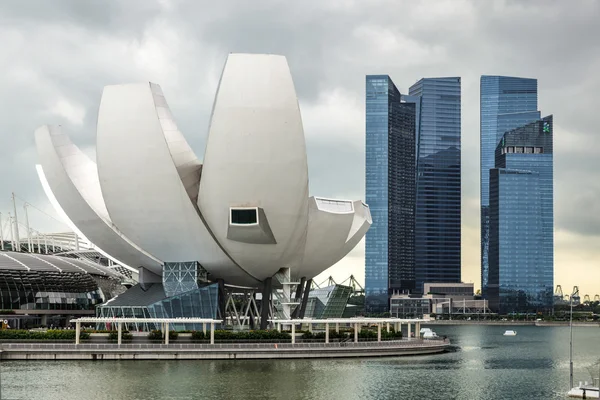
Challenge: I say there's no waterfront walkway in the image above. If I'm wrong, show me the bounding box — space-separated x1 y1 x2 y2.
0 338 450 360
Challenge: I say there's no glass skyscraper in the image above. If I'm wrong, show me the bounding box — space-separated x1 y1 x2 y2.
480 76 540 296
409 77 462 294
365 75 417 313
488 116 554 313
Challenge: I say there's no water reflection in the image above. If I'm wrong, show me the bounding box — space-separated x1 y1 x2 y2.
1 325 598 400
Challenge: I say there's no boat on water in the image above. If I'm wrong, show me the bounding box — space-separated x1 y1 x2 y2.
568 381 600 399
503 330 517 336
567 287 600 398
419 327 439 339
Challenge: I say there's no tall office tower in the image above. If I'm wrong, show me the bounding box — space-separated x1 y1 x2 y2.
488 116 554 313
365 75 417 313
480 76 539 296
409 77 461 294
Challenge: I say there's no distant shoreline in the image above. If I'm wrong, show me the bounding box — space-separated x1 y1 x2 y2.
423 320 599 327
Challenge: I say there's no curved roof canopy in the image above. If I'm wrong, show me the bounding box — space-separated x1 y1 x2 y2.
0 251 122 278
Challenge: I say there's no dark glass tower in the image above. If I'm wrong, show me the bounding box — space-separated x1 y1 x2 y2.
409 77 462 294
480 76 539 296
488 116 554 313
365 75 416 313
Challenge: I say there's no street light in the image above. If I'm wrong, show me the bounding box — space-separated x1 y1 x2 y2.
569 286 579 390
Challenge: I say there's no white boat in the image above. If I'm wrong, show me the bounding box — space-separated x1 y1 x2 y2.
503 330 517 336
566 287 600 398
423 331 439 339
420 327 432 334
568 382 599 398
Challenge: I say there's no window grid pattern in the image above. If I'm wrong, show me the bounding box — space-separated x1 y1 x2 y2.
409 77 462 293
480 76 539 296
98 284 218 331
304 285 353 319
0 270 104 310
163 261 202 298
365 75 416 313
489 116 553 313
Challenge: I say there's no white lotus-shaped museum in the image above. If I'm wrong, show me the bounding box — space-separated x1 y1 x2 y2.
35 53 371 287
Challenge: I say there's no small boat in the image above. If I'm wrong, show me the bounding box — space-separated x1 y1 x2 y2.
423 331 439 339
567 288 600 398
503 330 517 336
420 327 432 334
568 382 599 398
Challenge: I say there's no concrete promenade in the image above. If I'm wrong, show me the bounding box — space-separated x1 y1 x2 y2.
425 320 600 327
0 338 450 360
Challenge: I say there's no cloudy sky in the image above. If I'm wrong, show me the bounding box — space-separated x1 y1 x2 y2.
0 0 598 297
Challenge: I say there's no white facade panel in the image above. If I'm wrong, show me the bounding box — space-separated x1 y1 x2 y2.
295 197 355 280
35 54 371 288
95 83 259 286
34 125 163 274
199 54 309 280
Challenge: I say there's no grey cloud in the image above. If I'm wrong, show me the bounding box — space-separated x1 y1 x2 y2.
1 0 600 291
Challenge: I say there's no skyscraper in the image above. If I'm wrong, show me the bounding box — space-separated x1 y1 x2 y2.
365 75 417 313
480 76 540 296
488 116 554 313
409 77 462 294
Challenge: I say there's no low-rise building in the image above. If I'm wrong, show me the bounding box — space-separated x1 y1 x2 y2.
390 282 491 318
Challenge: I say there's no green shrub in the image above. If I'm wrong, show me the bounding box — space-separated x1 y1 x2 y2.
302 330 349 340
190 330 291 342
191 331 205 340
0 329 89 340
147 330 178 341
108 331 133 341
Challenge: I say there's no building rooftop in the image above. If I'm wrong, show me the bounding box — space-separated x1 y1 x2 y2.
0 250 122 278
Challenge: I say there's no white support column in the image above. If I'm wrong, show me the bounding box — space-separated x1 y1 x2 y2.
0 212 4 251
407 322 412 340
325 323 329 344
308 322 313 333
36 233 41 254
44 235 48 254
377 323 382 342
416 322 421 337
291 323 296 344
117 322 122 346
202 323 206 335
386 322 390 332
165 323 169 344
8 214 15 251
277 323 281 332
335 322 339 333
23 204 32 253
210 323 215 345
75 322 80 345
354 323 358 343
12 193 20 251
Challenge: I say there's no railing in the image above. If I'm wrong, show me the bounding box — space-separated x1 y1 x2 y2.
0 338 449 351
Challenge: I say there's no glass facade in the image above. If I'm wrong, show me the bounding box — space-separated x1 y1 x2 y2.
488 116 554 313
365 75 416 313
409 77 461 293
163 261 205 297
98 283 219 331
304 285 353 319
390 297 431 318
480 76 539 296
0 251 123 312
0 270 104 310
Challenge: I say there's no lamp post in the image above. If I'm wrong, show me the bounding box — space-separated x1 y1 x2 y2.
569 286 579 390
